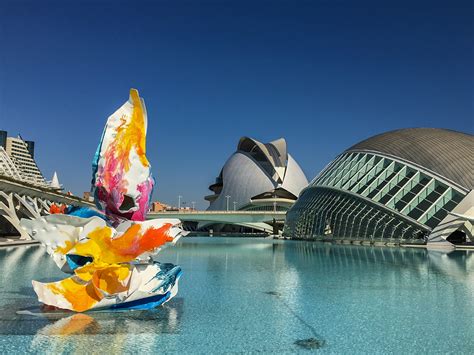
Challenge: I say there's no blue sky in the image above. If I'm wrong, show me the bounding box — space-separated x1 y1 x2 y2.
0 0 472 209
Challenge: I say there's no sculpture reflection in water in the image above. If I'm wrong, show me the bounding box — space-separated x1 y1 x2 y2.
27 299 183 353
20 89 187 312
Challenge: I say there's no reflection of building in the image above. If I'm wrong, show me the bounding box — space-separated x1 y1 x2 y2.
206 137 308 212
284 128 474 247
0 130 48 187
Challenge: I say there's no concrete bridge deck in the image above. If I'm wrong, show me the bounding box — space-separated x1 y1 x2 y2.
0 175 93 239
0 176 93 207
147 210 287 224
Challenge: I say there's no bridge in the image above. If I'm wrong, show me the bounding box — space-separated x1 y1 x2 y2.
0 175 93 240
0 172 289 238
147 210 287 233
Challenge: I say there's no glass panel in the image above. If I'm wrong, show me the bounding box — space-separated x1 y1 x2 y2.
346 156 381 192
340 154 376 190
407 206 425 220
366 170 398 199
378 170 415 205
386 172 422 209
425 212 444 229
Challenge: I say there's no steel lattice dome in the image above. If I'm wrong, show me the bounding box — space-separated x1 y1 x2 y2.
346 128 474 190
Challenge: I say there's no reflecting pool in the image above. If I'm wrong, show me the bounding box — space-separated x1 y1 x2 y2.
0 237 473 353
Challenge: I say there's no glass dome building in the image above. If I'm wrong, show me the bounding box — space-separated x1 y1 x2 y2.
284 128 474 246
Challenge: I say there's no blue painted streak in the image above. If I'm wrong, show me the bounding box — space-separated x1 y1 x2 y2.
148 265 182 293
65 206 110 223
110 271 182 310
66 254 93 271
111 291 172 310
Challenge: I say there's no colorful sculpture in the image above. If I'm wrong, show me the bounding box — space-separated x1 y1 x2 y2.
91 89 154 223
20 89 186 312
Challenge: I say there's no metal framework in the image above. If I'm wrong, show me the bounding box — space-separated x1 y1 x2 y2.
0 191 53 239
284 151 467 243
0 176 93 239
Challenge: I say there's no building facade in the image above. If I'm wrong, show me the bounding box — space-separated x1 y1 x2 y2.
150 201 172 212
284 128 473 246
0 131 47 187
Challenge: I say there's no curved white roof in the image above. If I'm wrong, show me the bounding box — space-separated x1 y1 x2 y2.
208 152 275 210
281 154 309 197
207 137 308 210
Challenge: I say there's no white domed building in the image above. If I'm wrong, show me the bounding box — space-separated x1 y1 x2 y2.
205 137 308 214
284 128 474 247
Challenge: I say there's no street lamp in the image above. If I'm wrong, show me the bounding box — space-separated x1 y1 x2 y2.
191 201 196 211
225 195 231 211
233 201 237 211
178 195 182 211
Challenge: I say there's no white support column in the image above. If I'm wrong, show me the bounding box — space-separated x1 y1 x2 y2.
363 210 381 240
355 207 374 238
27 196 41 215
0 191 31 240
380 216 396 241
372 214 389 240
349 204 369 239
332 197 353 237
39 198 52 214
14 193 42 219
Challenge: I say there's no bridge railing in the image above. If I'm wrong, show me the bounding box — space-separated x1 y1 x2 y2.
148 210 287 214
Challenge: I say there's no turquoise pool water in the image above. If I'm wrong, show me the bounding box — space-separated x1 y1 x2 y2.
0 237 473 353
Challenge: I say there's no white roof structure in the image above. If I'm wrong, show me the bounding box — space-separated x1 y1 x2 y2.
50 171 62 190
206 137 308 211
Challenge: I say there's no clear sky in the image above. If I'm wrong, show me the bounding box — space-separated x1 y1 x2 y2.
0 0 472 209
